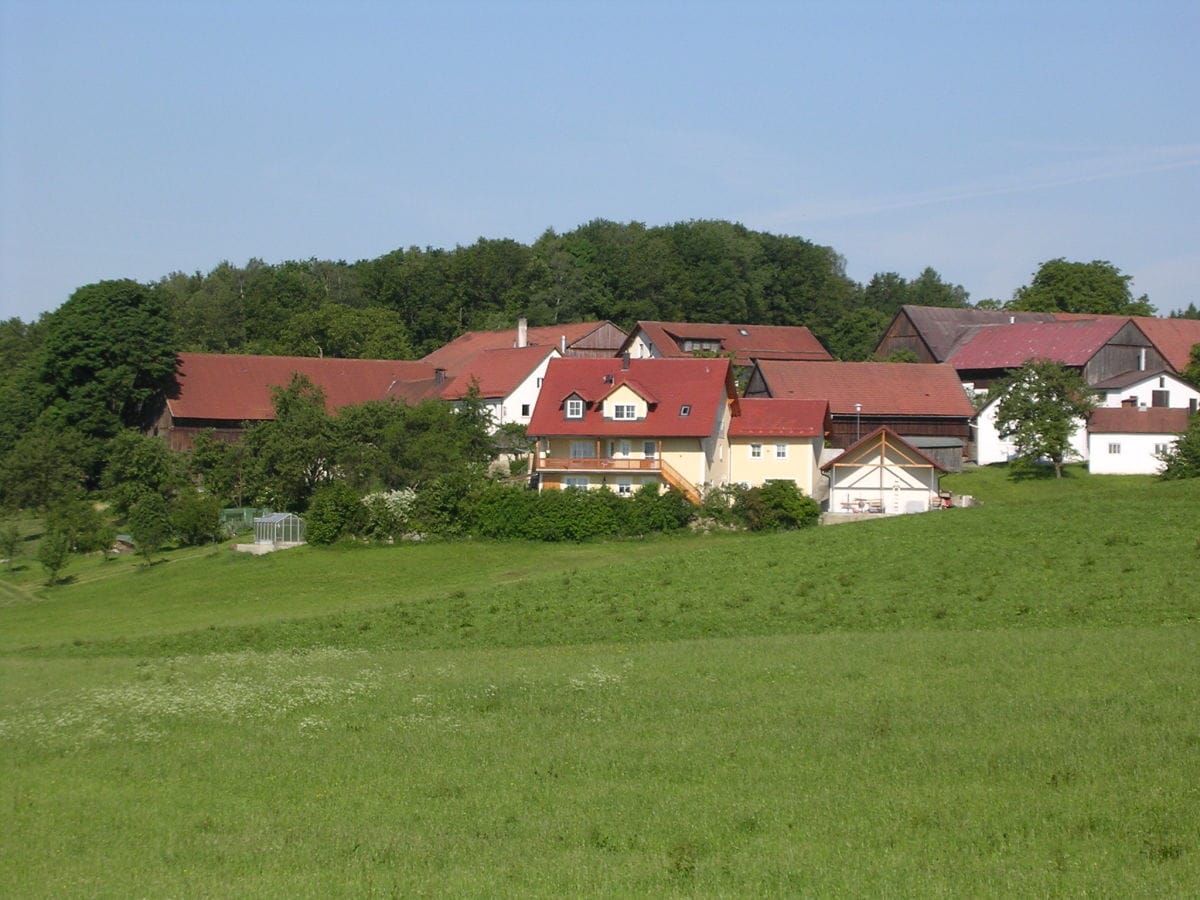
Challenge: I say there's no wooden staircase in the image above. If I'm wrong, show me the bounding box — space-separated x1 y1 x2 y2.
657 459 702 505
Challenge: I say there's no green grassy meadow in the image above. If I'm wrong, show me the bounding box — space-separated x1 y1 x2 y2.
3 467 1199 895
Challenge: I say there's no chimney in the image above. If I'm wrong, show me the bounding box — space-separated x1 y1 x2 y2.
517 318 528 348
434 368 446 386
621 352 631 370
560 334 566 354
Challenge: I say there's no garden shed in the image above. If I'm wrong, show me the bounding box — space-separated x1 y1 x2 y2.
821 427 946 516
253 512 306 547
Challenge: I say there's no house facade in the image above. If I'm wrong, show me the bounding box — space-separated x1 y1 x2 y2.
821 427 946 515
1087 408 1191 475
527 358 740 503
726 399 830 498
437 345 560 431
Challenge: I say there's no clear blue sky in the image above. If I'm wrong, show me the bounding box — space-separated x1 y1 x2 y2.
2 0 1197 322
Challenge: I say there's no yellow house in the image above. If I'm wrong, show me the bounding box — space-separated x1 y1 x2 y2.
727 398 830 497
527 357 739 503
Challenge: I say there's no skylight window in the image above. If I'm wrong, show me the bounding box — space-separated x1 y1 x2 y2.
679 404 691 417
738 328 750 336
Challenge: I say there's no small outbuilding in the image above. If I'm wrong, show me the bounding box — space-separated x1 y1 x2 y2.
246 512 306 552
821 427 946 515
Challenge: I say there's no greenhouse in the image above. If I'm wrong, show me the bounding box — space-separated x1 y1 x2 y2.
253 512 306 547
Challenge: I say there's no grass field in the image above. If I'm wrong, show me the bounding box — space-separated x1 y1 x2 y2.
2 466 1199 895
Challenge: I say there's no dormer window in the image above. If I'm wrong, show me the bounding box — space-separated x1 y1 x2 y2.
565 398 584 419
679 404 691 417
612 404 636 420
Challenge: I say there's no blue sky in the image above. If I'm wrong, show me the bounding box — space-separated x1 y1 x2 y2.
2 0 1197 321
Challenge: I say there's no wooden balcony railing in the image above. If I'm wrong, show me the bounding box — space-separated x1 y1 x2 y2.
537 456 662 472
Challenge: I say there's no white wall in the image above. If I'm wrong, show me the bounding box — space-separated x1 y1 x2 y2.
974 397 1089 465
1088 432 1178 475
493 350 559 430
1095 373 1200 410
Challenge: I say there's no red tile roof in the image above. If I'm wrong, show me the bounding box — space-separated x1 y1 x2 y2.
528 358 736 438
422 321 621 374
626 321 832 365
820 426 947 471
167 353 439 421
1088 407 1191 435
729 399 830 437
437 345 556 400
1129 317 1200 373
753 361 975 417
947 319 1131 369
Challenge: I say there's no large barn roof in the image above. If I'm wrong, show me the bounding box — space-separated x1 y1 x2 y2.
421 321 622 373
167 353 439 421
946 319 1130 369
437 345 556 400
753 360 975 418
1129 317 1200 373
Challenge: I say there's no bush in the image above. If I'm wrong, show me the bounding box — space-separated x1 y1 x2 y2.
361 488 417 541
170 488 223 546
306 482 366 544
1158 414 1200 480
733 481 820 531
128 492 173 563
37 528 72 585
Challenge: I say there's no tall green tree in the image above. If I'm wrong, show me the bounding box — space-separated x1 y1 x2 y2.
992 360 1097 478
1157 413 1200 480
242 376 337 509
1181 343 1200 389
1008 259 1155 316
39 279 178 438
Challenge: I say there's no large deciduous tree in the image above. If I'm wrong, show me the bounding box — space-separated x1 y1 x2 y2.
39 279 178 439
1157 413 1200 480
992 360 1097 479
1008 259 1155 316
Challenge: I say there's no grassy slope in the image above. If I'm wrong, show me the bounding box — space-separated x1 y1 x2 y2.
2 467 1199 896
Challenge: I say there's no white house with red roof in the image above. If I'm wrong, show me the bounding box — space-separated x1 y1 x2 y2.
436 344 560 430
527 357 740 503
619 321 832 367
1087 407 1192 475
727 399 831 498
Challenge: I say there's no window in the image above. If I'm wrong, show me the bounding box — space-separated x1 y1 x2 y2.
616 478 633 496
1151 390 1169 408
750 443 762 459
570 441 594 459
1159 376 1166 388
643 441 656 458
564 476 589 489
1108 443 1121 454
536 377 543 388
1154 442 1170 456
775 443 788 459
612 404 637 420
566 398 584 418
679 404 691 417
738 328 750 336
520 403 530 417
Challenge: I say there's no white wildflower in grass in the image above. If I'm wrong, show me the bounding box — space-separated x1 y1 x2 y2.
568 666 625 692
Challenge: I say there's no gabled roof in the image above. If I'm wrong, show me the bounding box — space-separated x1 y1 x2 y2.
624 321 832 366
422 321 623 373
820 426 947 471
167 353 439 421
1090 367 1175 391
946 318 1132 370
528 358 735 438
753 360 975 418
1088 407 1191 435
728 399 829 438
883 305 1066 361
437 345 556 400
1129 317 1200 373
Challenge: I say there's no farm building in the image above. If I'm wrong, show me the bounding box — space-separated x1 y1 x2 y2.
821 427 946 516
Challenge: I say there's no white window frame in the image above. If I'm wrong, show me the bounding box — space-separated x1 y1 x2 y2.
643 441 657 459
565 398 584 419
616 478 634 496
1108 442 1121 454
775 443 788 460
520 403 530 417
564 476 589 490
612 403 637 420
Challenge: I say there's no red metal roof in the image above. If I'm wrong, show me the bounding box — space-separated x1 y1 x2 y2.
947 319 1130 369
820 426 947 471
626 321 832 365
422 321 621 374
1129 317 1200 373
437 345 556 400
754 361 975 417
1088 407 1191 435
167 353 439 421
528 358 735 438
729 399 830 437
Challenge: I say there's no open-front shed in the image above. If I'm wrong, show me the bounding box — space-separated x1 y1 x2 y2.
821 427 946 515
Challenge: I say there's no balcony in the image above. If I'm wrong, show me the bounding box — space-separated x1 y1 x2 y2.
536 456 662 473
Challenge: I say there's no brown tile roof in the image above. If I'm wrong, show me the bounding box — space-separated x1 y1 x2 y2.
528 358 735 438
627 321 832 366
422 321 621 374
1088 407 1191 435
1129 317 1200 372
728 399 830 437
437 346 556 400
753 360 975 417
167 353 439 421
